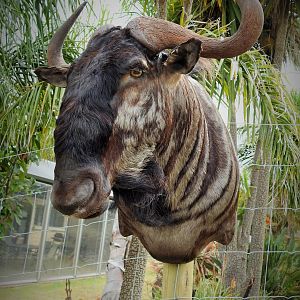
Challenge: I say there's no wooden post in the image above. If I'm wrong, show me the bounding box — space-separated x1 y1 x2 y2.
162 261 194 299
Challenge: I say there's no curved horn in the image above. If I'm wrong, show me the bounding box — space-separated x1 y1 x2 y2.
127 0 263 59
47 1 87 67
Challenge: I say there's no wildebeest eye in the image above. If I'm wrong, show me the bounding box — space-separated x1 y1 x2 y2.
130 68 143 78
159 52 169 62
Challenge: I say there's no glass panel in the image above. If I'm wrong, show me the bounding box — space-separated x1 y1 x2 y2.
76 216 102 276
59 217 78 276
40 211 77 280
0 183 116 284
99 208 116 273
76 208 116 276
0 187 49 284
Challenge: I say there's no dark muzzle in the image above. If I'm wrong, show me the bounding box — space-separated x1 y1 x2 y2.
51 160 111 218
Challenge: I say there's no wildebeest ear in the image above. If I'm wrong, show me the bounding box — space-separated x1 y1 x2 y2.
34 66 69 87
165 38 202 74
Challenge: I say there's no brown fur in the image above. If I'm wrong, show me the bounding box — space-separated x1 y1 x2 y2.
39 28 239 263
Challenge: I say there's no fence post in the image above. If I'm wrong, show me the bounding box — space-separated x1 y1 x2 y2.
162 261 194 300
36 190 52 281
96 208 109 274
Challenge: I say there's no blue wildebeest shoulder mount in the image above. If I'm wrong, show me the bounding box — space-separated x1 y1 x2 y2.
35 0 263 263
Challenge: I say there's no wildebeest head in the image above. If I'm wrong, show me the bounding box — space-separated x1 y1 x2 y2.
35 0 263 220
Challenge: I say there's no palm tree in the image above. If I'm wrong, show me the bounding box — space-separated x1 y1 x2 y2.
169 0 300 69
0 0 77 234
261 0 300 68
0 0 110 233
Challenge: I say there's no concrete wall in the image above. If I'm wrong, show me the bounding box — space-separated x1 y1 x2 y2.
282 60 300 92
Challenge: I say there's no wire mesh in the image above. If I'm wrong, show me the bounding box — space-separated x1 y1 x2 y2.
0 149 299 299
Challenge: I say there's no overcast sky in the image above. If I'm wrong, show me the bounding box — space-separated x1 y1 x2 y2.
82 0 138 27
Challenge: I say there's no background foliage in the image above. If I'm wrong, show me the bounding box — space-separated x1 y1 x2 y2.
1 0 299 297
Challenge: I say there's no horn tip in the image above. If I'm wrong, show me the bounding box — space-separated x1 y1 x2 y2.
75 1 88 15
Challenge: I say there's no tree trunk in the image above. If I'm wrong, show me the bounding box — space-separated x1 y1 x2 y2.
237 141 262 295
156 0 167 19
229 100 238 151
119 236 148 300
101 215 127 300
223 100 239 291
183 0 193 23
247 152 271 297
222 1 290 297
242 2 290 294
272 0 290 69
223 135 266 297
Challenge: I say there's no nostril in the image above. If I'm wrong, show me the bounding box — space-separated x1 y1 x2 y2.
74 178 94 203
51 178 95 215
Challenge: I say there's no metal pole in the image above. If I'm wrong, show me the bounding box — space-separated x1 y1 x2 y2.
73 218 84 278
36 190 52 282
96 208 109 274
29 193 37 232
